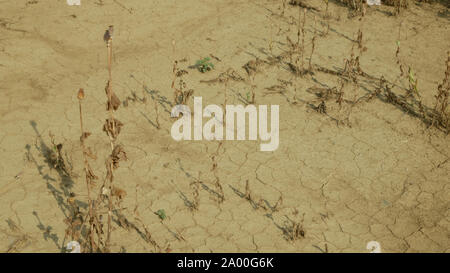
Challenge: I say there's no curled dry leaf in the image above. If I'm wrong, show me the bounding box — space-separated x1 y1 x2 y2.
116 214 131 231
103 118 123 140
111 145 127 169
80 132 91 142
105 159 114 182
105 81 121 111
104 145 127 184
85 147 97 160
176 69 188 77
109 91 121 111
86 163 98 181
317 101 327 114
243 59 263 76
112 186 127 200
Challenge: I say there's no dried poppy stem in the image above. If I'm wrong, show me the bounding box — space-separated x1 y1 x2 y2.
106 25 116 152
297 6 301 46
309 16 317 72
105 25 116 249
172 60 178 104
101 25 126 251
301 8 306 71
224 79 228 117
171 40 179 106
154 97 160 129
251 75 256 104
269 20 274 55
77 88 96 252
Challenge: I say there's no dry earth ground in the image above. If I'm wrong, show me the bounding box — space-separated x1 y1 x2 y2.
0 0 449 252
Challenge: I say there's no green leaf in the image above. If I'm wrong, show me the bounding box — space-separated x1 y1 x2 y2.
155 209 166 220
195 57 214 73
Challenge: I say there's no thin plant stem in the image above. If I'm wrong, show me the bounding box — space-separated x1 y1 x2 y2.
77 89 95 252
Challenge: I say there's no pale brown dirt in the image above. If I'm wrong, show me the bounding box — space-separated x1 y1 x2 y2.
0 0 449 253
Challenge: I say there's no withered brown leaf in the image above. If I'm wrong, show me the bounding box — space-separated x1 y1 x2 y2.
103 118 123 140
85 147 97 160
105 81 121 111
80 132 91 142
112 186 127 200
116 214 131 231
86 163 98 181
111 145 127 169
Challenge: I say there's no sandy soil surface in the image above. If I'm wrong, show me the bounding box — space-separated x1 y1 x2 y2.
0 0 449 253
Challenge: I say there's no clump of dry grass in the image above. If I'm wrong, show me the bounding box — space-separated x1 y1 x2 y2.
394 35 424 114
383 0 409 15
232 180 282 213
284 7 310 76
432 51 450 132
242 58 264 103
274 0 448 134
122 85 148 107
210 142 225 204
268 18 275 55
338 9 366 105
300 8 306 71
308 15 318 72
289 0 319 11
280 0 287 16
171 41 193 106
153 95 161 129
282 215 305 241
323 0 331 36
339 0 365 17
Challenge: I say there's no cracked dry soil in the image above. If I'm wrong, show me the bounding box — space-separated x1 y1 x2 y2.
0 0 449 252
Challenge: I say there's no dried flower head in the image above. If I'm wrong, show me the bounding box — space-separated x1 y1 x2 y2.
104 25 114 42
108 25 114 38
77 88 85 100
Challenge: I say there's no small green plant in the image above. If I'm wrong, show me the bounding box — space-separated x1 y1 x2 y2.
155 209 166 220
408 67 419 97
195 57 214 73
